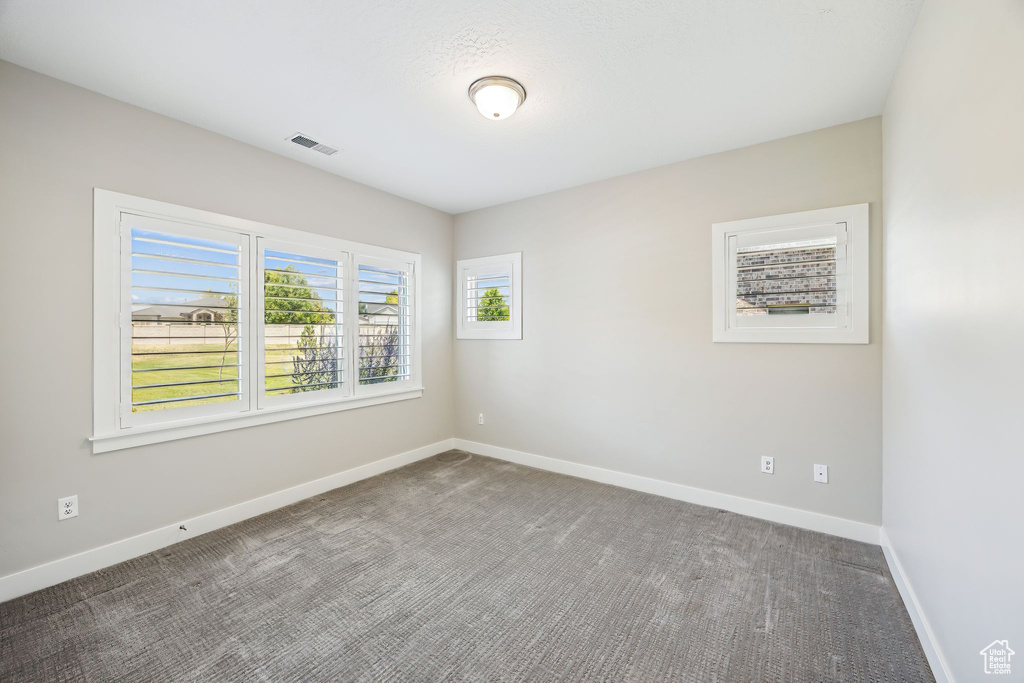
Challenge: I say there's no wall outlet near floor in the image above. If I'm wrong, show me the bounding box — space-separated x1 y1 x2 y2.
814 464 828 483
761 456 774 474
478 413 485 425
58 495 78 520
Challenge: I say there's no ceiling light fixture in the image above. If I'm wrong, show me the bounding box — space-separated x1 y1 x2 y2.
468 76 526 120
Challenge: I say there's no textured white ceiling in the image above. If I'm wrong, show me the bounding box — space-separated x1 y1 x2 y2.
0 0 921 213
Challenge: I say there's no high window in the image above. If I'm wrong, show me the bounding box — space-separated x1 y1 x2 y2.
456 252 523 340
94 190 422 452
712 204 869 344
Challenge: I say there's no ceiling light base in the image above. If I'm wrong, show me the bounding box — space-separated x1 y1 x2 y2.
468 76 526 120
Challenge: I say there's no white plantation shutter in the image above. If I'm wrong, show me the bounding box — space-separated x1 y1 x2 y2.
712 204 868 344
456 252 523 340
95 190 425 452
727 222 848 331
734 240 839 316
356 257 413 388
466 269 512 321
121 213 248 426
257 239 346 406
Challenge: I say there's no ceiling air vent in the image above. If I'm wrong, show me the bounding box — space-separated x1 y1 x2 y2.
288 133 338 156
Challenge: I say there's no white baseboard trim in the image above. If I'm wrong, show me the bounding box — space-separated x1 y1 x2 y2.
0 438 454 604
879 528 954 683
454 439 880 545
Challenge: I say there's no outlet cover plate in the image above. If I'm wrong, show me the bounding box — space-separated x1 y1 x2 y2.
761 456 774 474
58 495 78 520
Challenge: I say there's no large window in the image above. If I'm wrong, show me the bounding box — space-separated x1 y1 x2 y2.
94 190 422 452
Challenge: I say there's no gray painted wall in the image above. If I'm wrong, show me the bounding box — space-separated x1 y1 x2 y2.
0 61 455 577
454 117 883 525
882 0 1024 678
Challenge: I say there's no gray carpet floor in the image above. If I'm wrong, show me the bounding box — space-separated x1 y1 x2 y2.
0 451 932 682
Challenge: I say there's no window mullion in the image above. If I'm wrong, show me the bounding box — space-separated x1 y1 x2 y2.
345 252 358 397
247 234 259 413
118 216 133 427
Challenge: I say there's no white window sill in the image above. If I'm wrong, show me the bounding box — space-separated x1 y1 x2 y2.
91 386 424 454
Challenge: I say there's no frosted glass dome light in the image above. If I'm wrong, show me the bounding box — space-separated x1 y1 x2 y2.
468 76 526 120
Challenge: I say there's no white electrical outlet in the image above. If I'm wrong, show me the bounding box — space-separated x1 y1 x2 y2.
478 413 485 425
761 456 774 474
58 495 78 520
814 464 828 483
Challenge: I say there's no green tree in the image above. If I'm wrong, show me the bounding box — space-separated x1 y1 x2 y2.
263 266 338 392
476 288 509 321
264 266 336 325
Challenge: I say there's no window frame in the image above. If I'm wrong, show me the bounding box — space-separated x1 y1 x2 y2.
455 252 523 340
711 203 869 344
93 189 423 453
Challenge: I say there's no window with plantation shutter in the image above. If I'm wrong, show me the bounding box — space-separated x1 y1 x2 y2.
123 214 248 426
257 240 346 406
712 204 868 344
95 190 422 452
357 257 414 388
734 235 841 320
456 252 523 340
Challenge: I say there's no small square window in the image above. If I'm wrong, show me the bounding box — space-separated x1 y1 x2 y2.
712 204 869 344
456 252 522 340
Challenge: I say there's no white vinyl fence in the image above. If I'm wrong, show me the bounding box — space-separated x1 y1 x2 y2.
132 323 318 346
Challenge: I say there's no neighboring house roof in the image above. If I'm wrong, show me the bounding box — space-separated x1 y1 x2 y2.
135 296 387 320
133 296 226 319
361 303 397 316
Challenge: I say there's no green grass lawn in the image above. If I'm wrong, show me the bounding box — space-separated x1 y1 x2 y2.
131 343 333 411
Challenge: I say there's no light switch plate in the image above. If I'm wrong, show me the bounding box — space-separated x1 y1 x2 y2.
813 464 828 483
